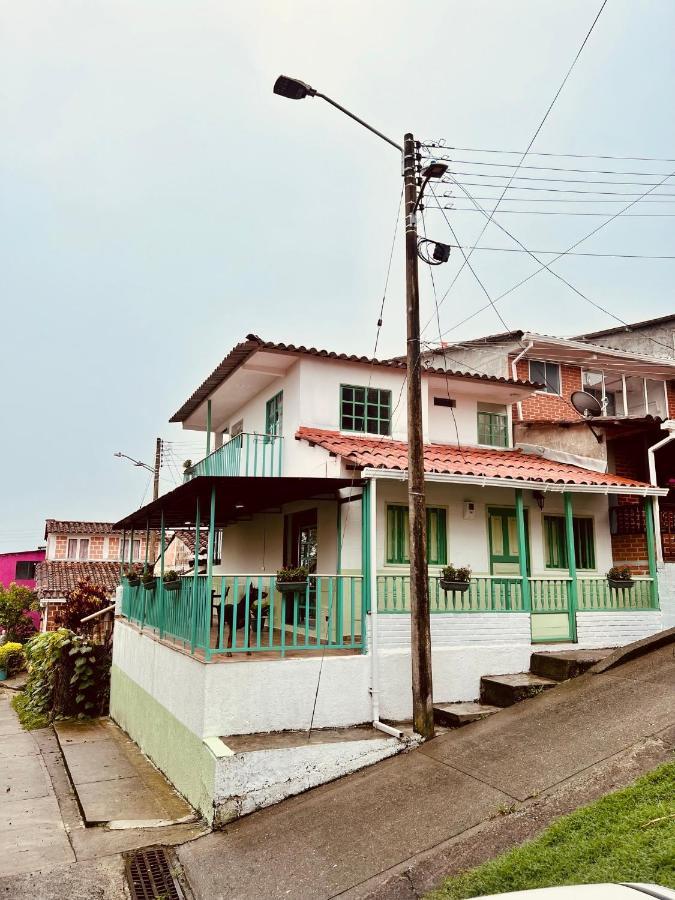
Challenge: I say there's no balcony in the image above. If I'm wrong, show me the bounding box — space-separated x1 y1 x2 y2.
184 432 283 481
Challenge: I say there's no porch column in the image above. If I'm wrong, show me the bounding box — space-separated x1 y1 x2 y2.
563 492 578 642
644 496 659 609
514 489 531 612
190 498 200 654
119 529 126 580
204 486 216 661
206 399 212 458
144 520 150 567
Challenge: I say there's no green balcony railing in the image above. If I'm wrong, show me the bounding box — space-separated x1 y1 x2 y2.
120 572 365 656
377 574 658 614
184 432 283 481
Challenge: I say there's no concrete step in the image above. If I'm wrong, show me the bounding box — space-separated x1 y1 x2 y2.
433 701 502 728
530 648 613 681
480 672 557 708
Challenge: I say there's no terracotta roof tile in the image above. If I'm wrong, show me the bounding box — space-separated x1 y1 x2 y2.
172 530 209 556
35 561 121 599
44 520 119 538
170 334 540 422
296 427 654 489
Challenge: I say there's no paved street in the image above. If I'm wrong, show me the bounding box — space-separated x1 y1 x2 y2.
178 643 675 900
0 688 206 898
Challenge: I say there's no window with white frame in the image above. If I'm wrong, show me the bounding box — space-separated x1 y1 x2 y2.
121 538 141 561
529 360 561 395
581 371 667 418
67 538 90 560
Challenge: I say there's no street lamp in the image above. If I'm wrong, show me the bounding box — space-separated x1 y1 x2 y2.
273 75 445 739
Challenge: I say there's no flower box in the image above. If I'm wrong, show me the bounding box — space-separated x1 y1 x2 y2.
276 581 308 594
607 577 634 590
142 578 157 592
163 579 181 592
126 576 140 587
439 578 470 593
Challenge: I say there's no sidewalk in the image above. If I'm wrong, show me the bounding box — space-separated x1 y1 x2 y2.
0 688 207 897
177 642 675 900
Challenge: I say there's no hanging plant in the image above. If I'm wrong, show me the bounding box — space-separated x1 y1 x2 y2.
439 564 472 593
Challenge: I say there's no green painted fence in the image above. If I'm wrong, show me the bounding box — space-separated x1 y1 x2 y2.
184 433 283 481
121 573 365 655
576 576 657 610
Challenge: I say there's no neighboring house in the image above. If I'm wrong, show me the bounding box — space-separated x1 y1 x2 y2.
0 548 46 590
37 520 149 629
576 312 675 358
422 328 675 570
162 530 208 574
110 333 671 825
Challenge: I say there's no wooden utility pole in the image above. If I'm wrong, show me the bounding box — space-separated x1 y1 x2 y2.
403 133 434 739
147 437 162 563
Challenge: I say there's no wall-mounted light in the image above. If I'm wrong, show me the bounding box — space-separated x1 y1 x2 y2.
533 491 545 511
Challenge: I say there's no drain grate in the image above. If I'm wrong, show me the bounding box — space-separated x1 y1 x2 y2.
126 847 186 900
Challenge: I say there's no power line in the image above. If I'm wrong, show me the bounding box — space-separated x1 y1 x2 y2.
426 206 675 217
448 170 674 187
373 185 404 357
431 0 608 324
441 194 675 203
439 244 675 260
420 156 675 178
421 144 675 165
448 182 675 197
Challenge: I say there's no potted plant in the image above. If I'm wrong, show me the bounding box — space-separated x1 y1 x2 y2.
125 566 140 587
183 459 193 479
275 565 309 594
607 566 634 590
439 564 472 593
141 567 157 592
0 642 24 681
163 570 181 592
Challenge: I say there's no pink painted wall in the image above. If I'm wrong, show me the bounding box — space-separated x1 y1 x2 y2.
0 549 46 591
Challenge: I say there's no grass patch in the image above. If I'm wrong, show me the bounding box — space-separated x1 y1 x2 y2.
11 691 49 730
428 762 675 898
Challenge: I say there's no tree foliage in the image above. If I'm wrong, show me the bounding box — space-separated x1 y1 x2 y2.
0 583 38 643
54 580 109 633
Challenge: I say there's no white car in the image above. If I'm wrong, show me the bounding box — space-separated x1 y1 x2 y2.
477 886 675 899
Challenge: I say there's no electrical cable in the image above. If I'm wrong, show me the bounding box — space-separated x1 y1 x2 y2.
437 0 608 302
421 144 675 165
426 206 675 217
433 244 675 260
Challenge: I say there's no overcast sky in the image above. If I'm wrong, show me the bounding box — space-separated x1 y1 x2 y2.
1 1 674 551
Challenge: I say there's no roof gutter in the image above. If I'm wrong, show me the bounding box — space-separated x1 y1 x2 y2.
361 467 668 497
511 341 534 421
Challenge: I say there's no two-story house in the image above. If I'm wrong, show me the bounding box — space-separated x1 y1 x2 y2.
36 519 149 629
0 548 46 591
422 328 675 571
110 333 670 825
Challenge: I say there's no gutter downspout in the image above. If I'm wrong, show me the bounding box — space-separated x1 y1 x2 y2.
648 420 675 565
511 341 534 422
368 477 403 740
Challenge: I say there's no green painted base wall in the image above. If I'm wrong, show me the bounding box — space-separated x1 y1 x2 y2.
110 665 215 822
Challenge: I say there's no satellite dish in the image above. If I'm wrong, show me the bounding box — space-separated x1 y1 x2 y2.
570 390 603 418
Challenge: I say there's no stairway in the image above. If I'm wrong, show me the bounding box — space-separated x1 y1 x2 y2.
433 647 613 729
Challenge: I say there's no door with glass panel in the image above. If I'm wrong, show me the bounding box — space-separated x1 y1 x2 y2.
487 508 528 611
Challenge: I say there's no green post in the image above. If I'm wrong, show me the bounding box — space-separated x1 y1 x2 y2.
360 482 370 653
206 399 212 460
119 529 126 581
128 527 134 569
336 500 343 645
144 520 150 566
514 489 531 612
564 492 578 641
644 496 659 609
190 499 200 654
205 487 216 661
158 511 165 639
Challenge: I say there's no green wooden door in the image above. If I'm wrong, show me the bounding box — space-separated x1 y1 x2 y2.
488 508 527 610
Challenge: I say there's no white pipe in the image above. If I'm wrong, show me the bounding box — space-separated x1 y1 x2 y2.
366 478 404 741
511 341 534 421
647 421 675 565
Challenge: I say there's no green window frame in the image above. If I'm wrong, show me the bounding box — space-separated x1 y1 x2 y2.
477 405 509 447
544 515 595 570
265 391 283 437
386 505 447 565
340 384 391 436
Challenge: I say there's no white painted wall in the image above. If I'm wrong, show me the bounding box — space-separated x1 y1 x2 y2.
657 563 675 630
112 620 207 738
213 736 406 824
374 478 614 578
575 611 663 648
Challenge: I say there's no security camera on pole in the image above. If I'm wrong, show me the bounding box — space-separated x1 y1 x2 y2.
273 76 448 738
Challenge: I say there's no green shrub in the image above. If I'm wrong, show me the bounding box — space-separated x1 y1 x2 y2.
54 580 109 633
441 565 472 582
20 628 111 724
0 642 24 674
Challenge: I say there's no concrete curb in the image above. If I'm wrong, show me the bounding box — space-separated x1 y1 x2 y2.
589 626 675 675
